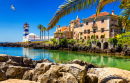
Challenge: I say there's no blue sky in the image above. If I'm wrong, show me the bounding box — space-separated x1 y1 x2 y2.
0 0 122 42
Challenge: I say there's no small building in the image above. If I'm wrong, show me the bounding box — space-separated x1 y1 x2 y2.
22 22 53 42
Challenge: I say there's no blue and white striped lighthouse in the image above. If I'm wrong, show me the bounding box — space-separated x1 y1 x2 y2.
23 22 29 42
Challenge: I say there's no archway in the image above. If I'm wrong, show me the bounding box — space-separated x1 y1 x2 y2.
97 42 101 48
103 42 108 49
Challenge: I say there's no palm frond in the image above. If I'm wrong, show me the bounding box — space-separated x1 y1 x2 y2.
47 0 128 30
47 0 99 30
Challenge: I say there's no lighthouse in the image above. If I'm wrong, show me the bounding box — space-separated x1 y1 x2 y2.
23 22 29 42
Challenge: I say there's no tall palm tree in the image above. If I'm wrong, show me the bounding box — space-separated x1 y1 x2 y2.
41 27 44 39
47 0 129 30
47 28 50 41
42 27 46 39
37 24 43 39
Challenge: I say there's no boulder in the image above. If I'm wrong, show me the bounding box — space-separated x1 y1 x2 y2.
6 66 32 79
0 69 7 81
62 64 86 83
106 79 127 83
58 72 78 83
10 56 23 65
85 73 98 83
0 79 39 83
68 59 97 70
0 54 9 62
88 68 130 83
22 69 34 81
32 62 54 81
37 65 62 83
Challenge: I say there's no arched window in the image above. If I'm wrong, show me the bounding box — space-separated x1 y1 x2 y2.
84 36 86 39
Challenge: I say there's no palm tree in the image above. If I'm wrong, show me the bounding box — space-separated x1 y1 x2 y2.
47 28 50 41
47 0 129 30
37 24 43 39
41 27 44 39
42 27 46 39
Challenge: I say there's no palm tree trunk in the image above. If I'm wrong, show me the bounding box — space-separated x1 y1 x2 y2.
42 31 43 39
44 31 45 39
48 31 49 41
40 29 41 39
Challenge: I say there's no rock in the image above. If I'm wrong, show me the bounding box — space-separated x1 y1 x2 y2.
0 79 39 83
68 59 97 70
0 68 7 81
106 79 127 83
85 73 98 83
10 56 23 65
32 62 54 81
22 69 34 81
0 54 9 62
6 59 19 66
37 65 62 83
58 72 78 83
88 68 130 83
62 64 86 83
6 66 32 79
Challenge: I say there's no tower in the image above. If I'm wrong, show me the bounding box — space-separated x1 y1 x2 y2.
76 15 80 25
23 22 29 42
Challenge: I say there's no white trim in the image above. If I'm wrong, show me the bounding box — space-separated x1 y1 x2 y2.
107 16 110 29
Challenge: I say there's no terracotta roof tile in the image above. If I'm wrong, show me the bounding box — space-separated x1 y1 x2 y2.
88 12 110 19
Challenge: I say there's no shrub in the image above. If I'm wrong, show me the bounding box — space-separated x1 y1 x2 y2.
86 39 91 46
68 39 75 45
50 38 57 44
96 40 99 43
59 38 68 46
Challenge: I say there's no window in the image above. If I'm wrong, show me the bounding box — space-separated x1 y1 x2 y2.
96 35 98 39
110 28 113 32
84 36 86 39
84 30 86 34
88 30 90 34
101 19 104 23
101 28 104 32
86 22 89 25
93 29 96 33
87 36 90 39
93 21 96 25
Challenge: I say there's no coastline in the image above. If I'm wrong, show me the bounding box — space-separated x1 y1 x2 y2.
0 42 130 56
0 54 130 83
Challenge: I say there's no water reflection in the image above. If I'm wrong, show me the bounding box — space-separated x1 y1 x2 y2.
0 47 130 70
23 48 54 62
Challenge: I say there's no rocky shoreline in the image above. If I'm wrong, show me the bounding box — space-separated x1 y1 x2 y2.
0 42 130 56
0 54 130 83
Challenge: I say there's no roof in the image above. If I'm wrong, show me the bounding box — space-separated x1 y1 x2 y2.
87 12 110 19
24 22 29 25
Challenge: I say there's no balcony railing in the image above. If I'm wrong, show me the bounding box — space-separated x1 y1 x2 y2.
92 24 97 28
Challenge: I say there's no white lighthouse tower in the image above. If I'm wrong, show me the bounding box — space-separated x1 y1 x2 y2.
22 22 29 42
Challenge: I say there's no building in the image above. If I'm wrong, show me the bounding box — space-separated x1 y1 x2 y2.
54 15 81 39
54 10 121 49
22 22 53 42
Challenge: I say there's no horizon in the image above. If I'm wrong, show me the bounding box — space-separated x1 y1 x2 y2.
0 0 122 42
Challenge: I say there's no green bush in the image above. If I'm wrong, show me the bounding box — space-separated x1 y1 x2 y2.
100 34 105 38
116 32 130 46
68 39 75 45
59 38 68 46
96 39 99 43
50 38 57 44
91 34 96 39
86 39 91 46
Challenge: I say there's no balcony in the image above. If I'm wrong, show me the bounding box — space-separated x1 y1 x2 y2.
92 24 97 28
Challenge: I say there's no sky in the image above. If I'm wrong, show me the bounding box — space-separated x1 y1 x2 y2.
0 0 122 42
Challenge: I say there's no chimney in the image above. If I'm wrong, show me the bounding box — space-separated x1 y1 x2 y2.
57 25 60 28
112 10 114 15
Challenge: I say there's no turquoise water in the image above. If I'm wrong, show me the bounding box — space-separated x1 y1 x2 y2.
0 46 130 70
